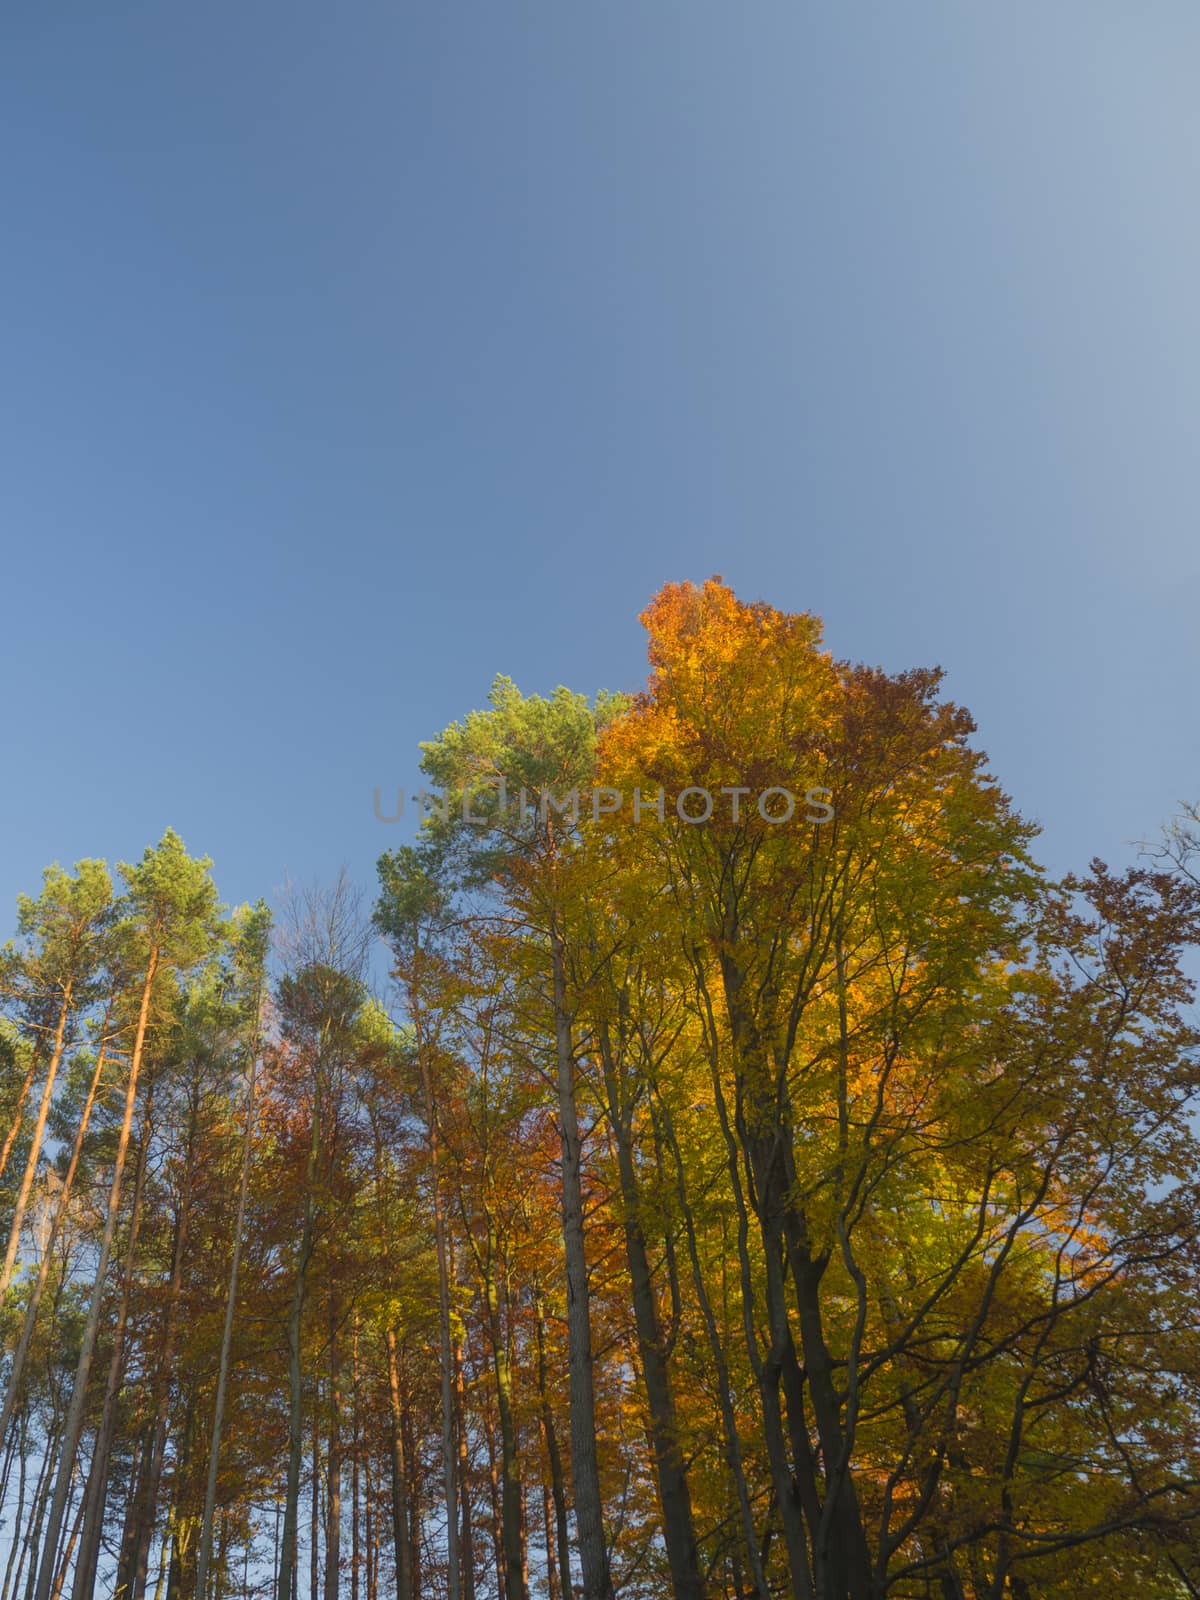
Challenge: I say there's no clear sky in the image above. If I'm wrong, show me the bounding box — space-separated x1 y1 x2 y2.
2 3 1197 926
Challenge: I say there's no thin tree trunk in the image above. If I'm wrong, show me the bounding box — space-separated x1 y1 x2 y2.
50 1477 87 1600
533 1289 573 1600
0 984 74 1306
310 1410 320 1600
482 1407 506 1600
31 945 160 1600
324 1310 342 1600
550 930 611 1600
71 1087 155 1600
657 1098 769 1600
113 1426 153 1600
0 1415 29 1600
411 997 460 1600
128 1098 199 1600
452 1310 475 1600
542 1482 559 1600
0 1023 113 1455
277 1129 319 1600
19 1408 64 1600
595 1022 702 1600
195 1043 259 1600
481 1246 525 1600
0 1046 40 1183
351 1320 361 1600
384 1330 415 1600
402 1398 420 1600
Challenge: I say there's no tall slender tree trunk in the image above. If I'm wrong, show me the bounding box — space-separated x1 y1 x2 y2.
128 1099 198 1600
50 1479 87 1600
323 1309 342 1600
658 1098 770 1600
595 1023 702 1600
0 1024 112 1449
482 1247 526 1600
0 1046 40 1183
541 1482 559 1600
0 984 74 1306
412 975 460 1600
195 1043 258 1600
0 1415 29 1600
32 945 159 1600
0 1405 20 1511
384 1330 415 1600
533 1289 573 1600
310 1411 320 1600
277 1097 319 1600
550 930 611 1600
699 974 815 1600
351 1320 361 1600
452 1311 475 1600
71 1088 155 1600
113 1427 153 1600
19 1407 65 1600
402 1392 421 1596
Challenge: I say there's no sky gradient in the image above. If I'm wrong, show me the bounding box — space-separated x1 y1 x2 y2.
2 3 1197 924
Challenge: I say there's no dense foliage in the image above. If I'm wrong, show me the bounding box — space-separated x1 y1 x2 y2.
2 582 1197 1600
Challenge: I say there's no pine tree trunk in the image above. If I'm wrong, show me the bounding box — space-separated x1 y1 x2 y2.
50 1479 87 1600
0 1026 112 1454
0 1415 29 1600
0 984 74 1305
113 1426 153 1600
31 944 159 1600
71 1089 155 1600
0 1044 40 1182
195 1044 258 1600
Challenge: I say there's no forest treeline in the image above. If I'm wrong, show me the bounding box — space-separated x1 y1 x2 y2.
2 580 1199 1600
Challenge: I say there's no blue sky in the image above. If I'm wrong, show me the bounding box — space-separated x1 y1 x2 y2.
2 3 1197 926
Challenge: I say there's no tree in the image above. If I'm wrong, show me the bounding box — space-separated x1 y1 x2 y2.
31 830 221 1600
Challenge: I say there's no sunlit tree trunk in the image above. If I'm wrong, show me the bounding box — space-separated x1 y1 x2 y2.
0 982 74 1306
71 1087 155 1600
0 1016 113 1445
0 1047 39 1184
32 943 160 1600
